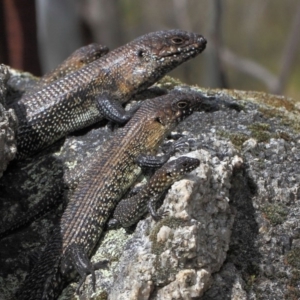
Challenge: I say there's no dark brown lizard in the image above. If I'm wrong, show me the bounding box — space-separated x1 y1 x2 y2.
108 156 200 228
0 45 107 239
16 90 219 300
26 43 109 94
10 30 207 159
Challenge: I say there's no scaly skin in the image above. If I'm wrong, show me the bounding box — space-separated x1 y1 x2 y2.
109 156 200 228
26 43 109 94
16 90 219 300
10 30 207 159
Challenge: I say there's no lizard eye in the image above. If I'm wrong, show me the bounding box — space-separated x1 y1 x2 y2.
166 171 173 177
171 37 184 45
177 101 188 109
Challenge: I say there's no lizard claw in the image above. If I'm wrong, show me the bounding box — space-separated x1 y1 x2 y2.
107 218 121 229
93 259 110 271
76 259 109 294
173 139 190 152
163 138 190 155
151 210 169 222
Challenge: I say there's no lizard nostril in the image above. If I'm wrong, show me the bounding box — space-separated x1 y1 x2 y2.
200 37 207 45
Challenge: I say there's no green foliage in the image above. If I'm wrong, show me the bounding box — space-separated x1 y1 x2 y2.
261 203 288 225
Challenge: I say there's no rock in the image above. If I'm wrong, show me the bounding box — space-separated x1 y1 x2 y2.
0 65 18 178
105 149 237 300
1 75 300 299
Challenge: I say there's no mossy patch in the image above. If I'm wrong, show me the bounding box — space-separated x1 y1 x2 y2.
248 122 271 143
156 76 185 90
92 228 129 264
219 121 292 149
281 116 300 132
261 203 288 225
274 131 292 141
258 105 300 133
218 122 273 148
245 274 257 291
220 89 297 113
199 85 300 134
91 291 108 300
248 123 271 132
259 94 296 112
251 130 271 143
258 107 283 119
218 130 249 149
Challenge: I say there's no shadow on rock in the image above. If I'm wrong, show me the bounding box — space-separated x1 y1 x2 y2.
0 153 65 298
203 165 260 299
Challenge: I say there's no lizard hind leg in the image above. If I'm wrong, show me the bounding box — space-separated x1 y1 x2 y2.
62 243 109 294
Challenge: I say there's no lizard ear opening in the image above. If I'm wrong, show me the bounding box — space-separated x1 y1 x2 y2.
155 117 164 125
137 49 145 58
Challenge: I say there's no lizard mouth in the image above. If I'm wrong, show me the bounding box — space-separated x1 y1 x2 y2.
158 42 206 61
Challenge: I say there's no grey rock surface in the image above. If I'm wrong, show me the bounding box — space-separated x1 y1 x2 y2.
0 65 18 178
106 149 238 300
0 75 300 299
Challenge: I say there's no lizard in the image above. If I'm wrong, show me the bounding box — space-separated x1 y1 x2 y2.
9 29 207 159
0 30 206 236
25 43 110 95
108 156 200 229
16 89 219 300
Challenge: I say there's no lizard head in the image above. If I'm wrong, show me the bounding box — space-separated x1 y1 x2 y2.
158 156 200 185
118 30 207 93
135 29 206 63
153 90 219 129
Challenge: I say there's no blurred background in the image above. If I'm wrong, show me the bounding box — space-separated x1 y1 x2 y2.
1 0 299 98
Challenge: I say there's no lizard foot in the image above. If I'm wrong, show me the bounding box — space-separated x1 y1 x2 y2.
64 243 109 294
